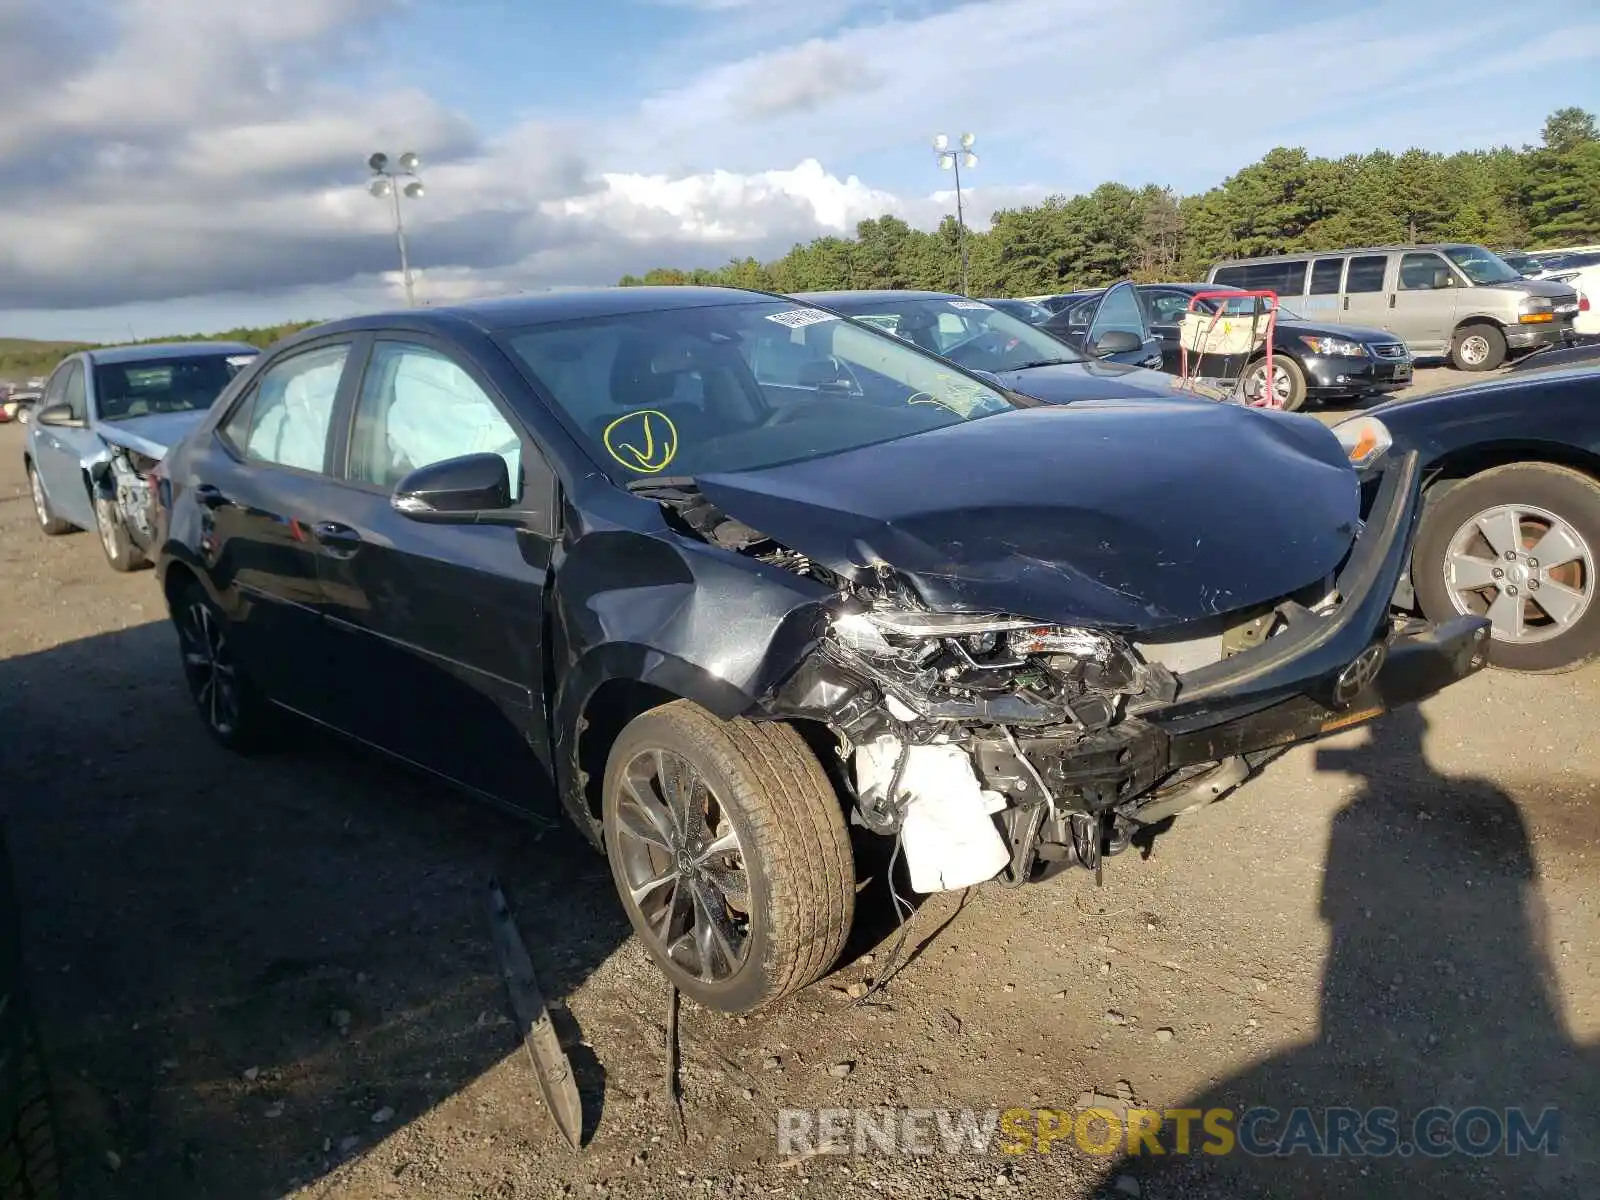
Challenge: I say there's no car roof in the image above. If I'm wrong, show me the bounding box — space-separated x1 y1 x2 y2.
86 340 259 365
794 290 962 305
383 286 783 334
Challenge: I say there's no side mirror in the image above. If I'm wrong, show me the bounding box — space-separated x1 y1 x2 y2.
36 403 82 428
391 452 515 523
1089 329 1143 357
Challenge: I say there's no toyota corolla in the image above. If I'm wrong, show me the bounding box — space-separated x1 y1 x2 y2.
151 287 1489 1012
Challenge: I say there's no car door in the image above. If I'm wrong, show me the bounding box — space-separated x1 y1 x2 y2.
32 360 97 529
1340 253 1392 332
196 337 359 719
1085 281 1163 367
310 335 557 807
1389 251 1461 355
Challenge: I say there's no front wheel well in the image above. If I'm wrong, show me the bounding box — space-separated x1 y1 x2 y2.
161 560 200 616
1452 315 1505 336
1423 443 1600 497
575 679 682 821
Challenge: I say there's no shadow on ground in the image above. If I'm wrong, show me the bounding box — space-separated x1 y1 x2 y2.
1097 704 1598 1198
0 619 633 1198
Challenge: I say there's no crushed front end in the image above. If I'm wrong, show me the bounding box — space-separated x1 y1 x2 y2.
760 448 1490 890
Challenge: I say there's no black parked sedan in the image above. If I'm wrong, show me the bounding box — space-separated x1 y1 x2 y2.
1334 366 1600 672
793 287 1192 402
1049 284 1413 410
153 287 1488 1012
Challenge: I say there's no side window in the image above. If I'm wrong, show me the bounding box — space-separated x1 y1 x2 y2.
1345 255 1389 294
236 344 349 472
63 362 87 422
1212 266 1249 289
1309 258 1344 295
40 363 69 408
349 341 523 499
1067 298 1098 327
1146 291 1192 325
1399 252 1453 290
1088 282 1147 342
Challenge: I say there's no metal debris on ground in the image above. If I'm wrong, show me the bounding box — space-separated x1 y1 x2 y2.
486 877 584 1149
665 982 687 1145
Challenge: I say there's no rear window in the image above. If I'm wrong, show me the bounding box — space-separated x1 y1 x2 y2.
1211 260 1307 294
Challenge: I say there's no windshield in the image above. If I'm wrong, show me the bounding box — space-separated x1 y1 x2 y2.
94 353 256 421
1199 292 1303 320
1441 245 1522 285
827 297 1085 371
501 300 1020 482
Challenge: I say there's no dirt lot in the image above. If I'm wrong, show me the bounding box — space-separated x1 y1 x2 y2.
2 367 1598 1200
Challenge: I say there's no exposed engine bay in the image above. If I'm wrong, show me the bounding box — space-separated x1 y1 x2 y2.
644 478 1357 893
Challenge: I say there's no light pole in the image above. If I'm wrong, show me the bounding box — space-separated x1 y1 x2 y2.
933 133 977 296
368 151 424 307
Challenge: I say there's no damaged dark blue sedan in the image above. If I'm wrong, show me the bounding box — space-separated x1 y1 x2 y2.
152 286 1490 1013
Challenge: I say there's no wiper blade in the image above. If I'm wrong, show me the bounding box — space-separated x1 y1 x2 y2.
1007 358 1077 370
625 475 699 495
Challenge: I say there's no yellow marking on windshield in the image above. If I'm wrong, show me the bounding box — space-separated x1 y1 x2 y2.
603 409 679 474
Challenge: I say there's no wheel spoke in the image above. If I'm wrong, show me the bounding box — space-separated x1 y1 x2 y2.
1532 580 1587 628
688 877 742 981
1474 508 1521 560
698 826 739 860
1528 523 1586 571
629 865 680 908
701 861 750 910
614 782 674 852
1484 588 1525 641
1446 553 1500 591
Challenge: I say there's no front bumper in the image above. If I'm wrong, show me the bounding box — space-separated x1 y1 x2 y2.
1303 352 1412 397
1506 319 1576 351
973 451 1489 820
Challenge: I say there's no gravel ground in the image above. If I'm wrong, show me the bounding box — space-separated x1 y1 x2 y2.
2 366 1597 1200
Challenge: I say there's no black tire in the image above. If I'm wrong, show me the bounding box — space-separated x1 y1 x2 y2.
1413 463 1600 673
601 700 854 1013
92 494 149 573
24 464 71 537
1449 322 1506 372
172 579 278 751
1243 354 1308 412
0 1008 62 1200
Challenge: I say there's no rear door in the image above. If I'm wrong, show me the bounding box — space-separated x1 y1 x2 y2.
310 335 558 806
1340 253 1392 331
196 337 360 718
1389 251 1461 355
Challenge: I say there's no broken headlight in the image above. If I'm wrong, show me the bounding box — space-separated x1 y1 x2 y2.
826 606 1155 729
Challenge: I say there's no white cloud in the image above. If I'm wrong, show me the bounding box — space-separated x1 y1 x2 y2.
0 0 1595 339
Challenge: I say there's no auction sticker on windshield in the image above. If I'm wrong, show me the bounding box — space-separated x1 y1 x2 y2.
948 300 990 310
765 308 840 330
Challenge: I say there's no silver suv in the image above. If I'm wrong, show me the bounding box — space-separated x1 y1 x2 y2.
1207 244 1580 371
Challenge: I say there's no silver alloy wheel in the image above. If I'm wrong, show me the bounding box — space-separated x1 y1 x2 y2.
1457 334 1491 367
1245 362 1291 407
612 748 751 983
94 496 120 559
29 467 49 528
180 601 239 735
1443 502 1594 644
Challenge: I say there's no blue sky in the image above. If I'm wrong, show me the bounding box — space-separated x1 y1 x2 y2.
0 0 1595 342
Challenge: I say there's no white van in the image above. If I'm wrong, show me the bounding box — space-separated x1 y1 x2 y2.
1206 244 1580 370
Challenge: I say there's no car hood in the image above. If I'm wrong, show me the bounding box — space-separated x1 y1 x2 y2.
1276 318 1394 343
96 410 208 459
695 401 1360 632
1479 277 1579 302
991 360 1229 405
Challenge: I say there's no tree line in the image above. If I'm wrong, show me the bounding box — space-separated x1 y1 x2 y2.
0 322 322 384
619 107 1600 297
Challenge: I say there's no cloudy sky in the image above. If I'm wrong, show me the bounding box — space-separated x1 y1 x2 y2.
2 0 1598 341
